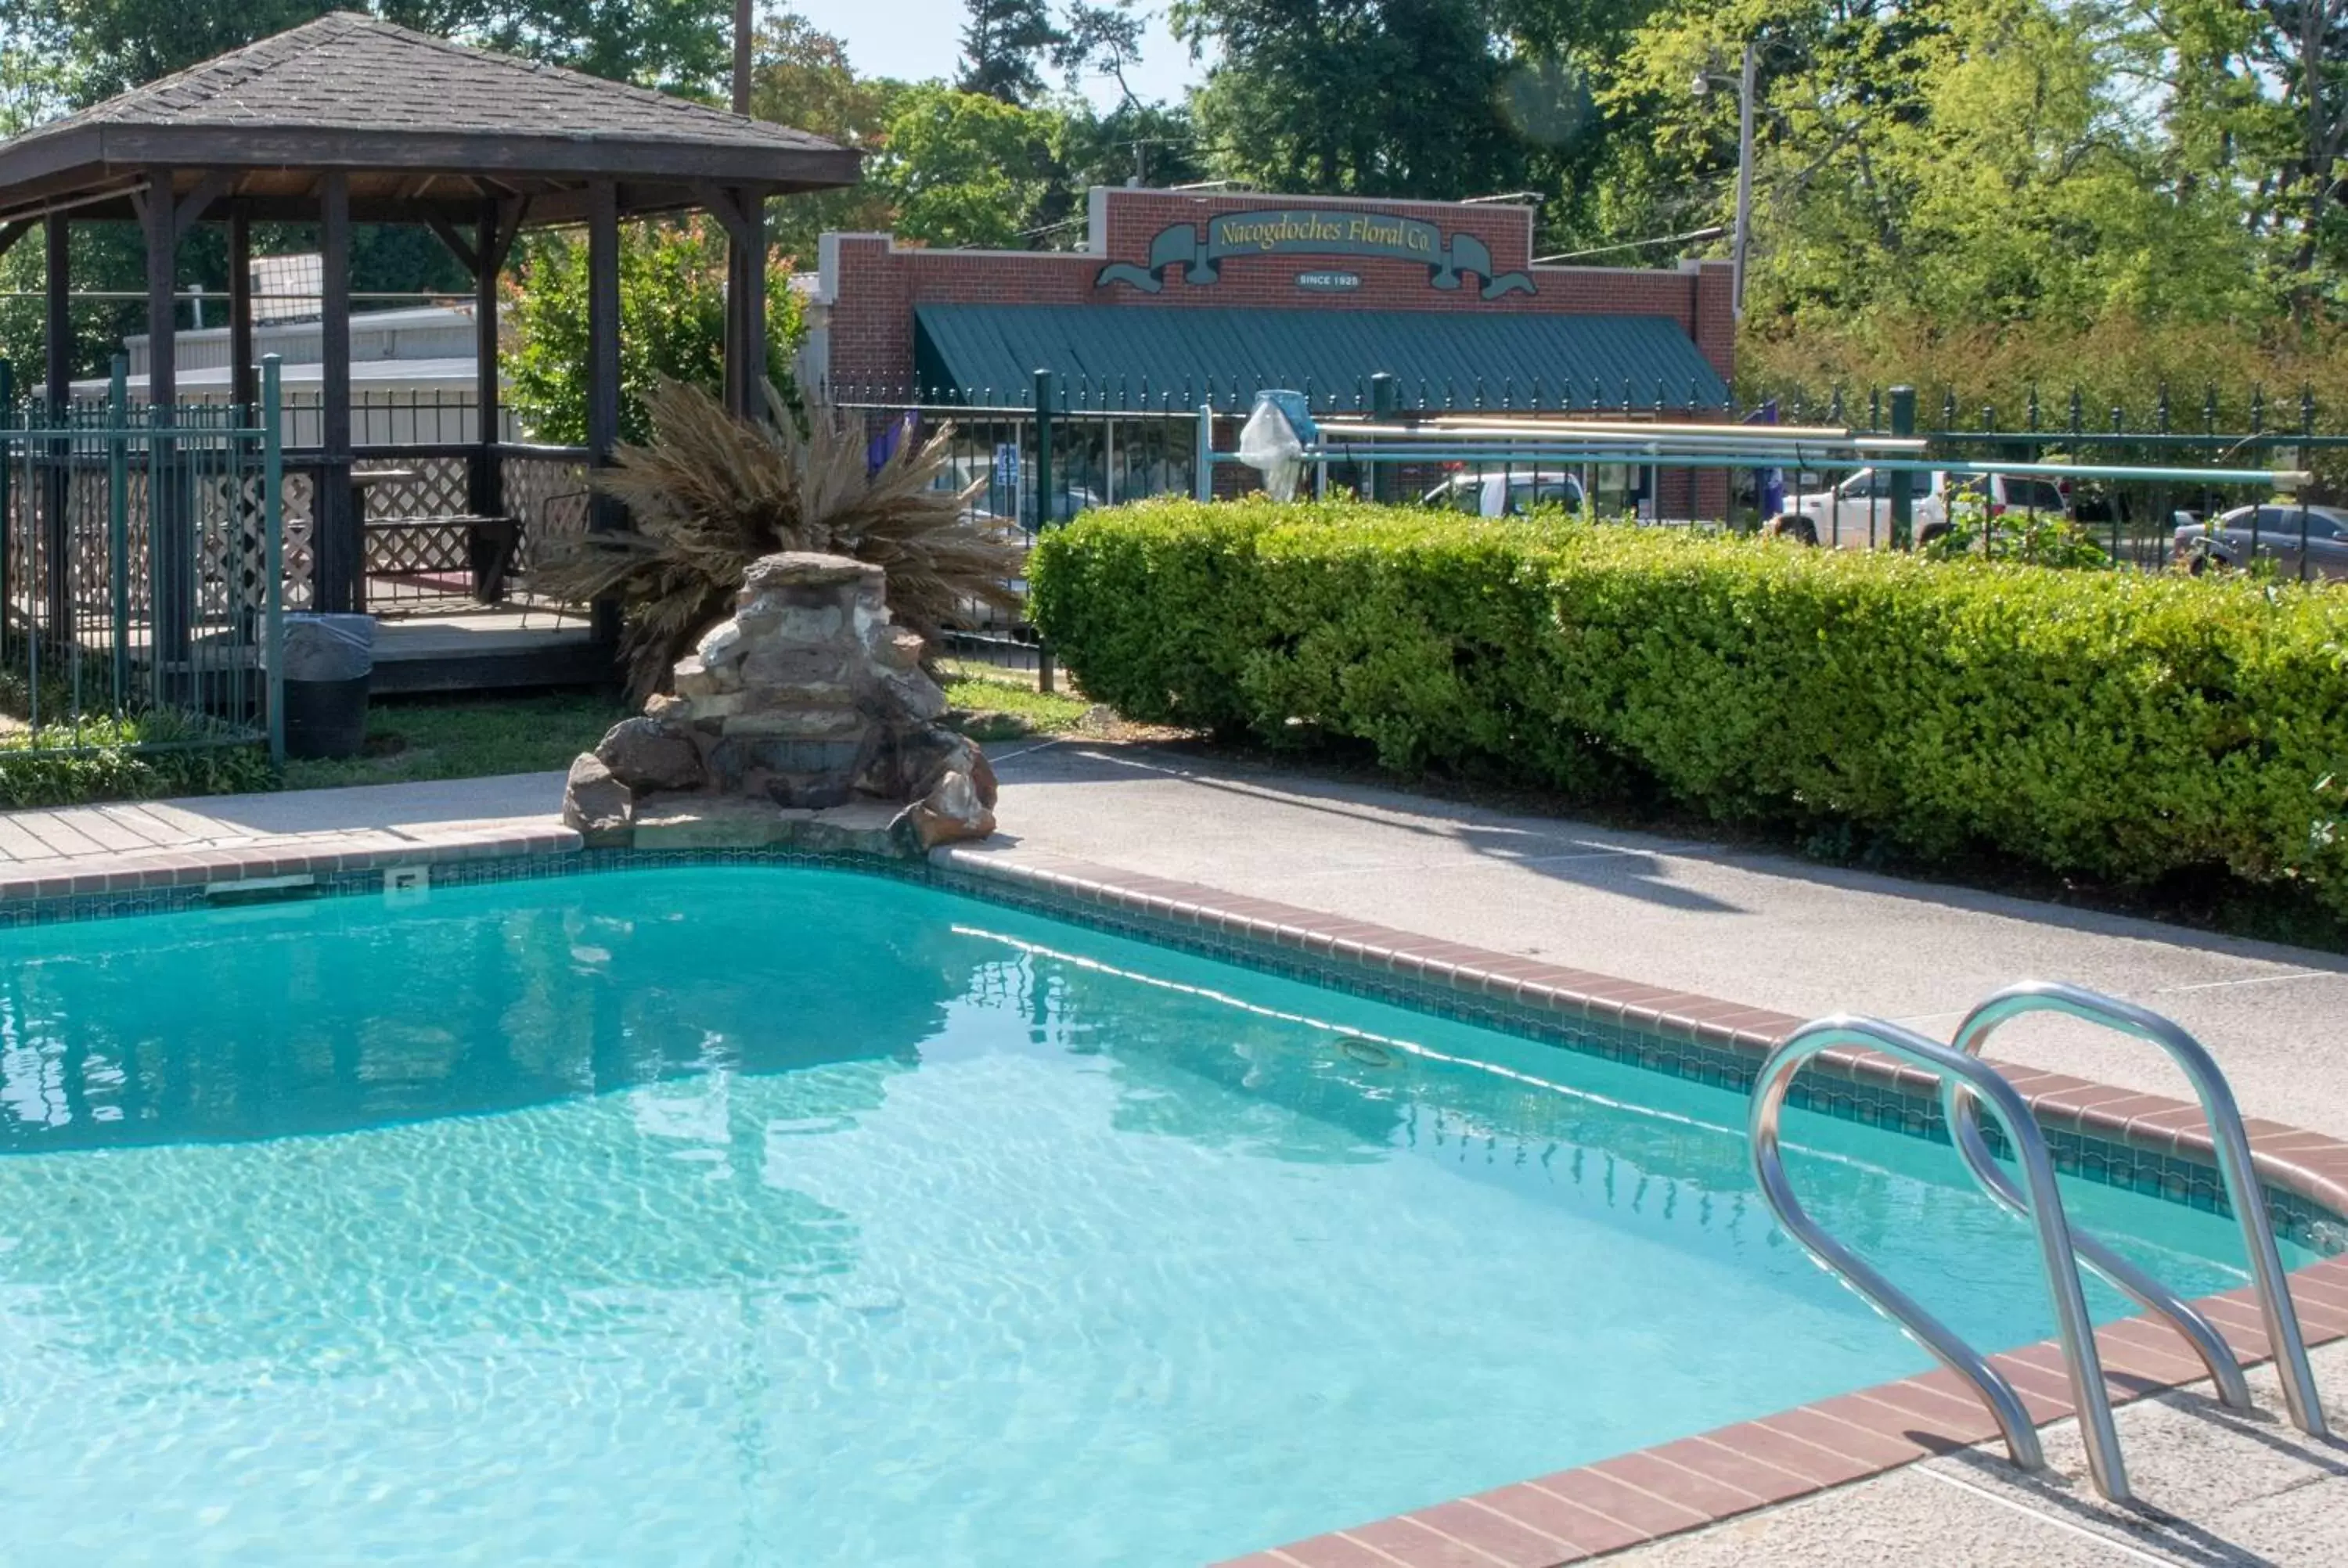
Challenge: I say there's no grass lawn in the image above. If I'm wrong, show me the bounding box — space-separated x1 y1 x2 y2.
280 691 629 791
277 672 1090 793
940 667 1095 736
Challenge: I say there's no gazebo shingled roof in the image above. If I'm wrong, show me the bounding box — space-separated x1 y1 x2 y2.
0 10 859 225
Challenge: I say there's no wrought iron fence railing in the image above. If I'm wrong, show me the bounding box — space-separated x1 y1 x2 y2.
0 359 286 767
834 369 2348 579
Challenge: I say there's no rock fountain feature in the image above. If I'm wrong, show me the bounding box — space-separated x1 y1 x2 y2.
560 552 997 856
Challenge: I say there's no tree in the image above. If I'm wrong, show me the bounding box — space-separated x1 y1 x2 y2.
1172 0 1637 214
1601 0 2270 327
505 217 804 444
863 84 1062 248
0 0 731 105
958 0 1064 104
748 9 902 262
466 0 731 90
1055 1 1145 103
2140 0 2346 312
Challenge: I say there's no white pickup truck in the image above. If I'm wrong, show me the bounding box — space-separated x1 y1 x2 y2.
1786 470 2069 548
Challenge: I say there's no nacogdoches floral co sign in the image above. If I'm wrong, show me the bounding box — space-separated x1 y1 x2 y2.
1095 209 1535 300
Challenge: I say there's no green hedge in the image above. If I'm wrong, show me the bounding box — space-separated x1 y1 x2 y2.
1029 499 2348 915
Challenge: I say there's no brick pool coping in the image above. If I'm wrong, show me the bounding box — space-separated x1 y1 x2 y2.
5 823 2347 1565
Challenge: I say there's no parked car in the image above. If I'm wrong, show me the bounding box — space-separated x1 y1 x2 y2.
1422 469 1587 517
937 458 1105 530
1787 469 2069 548
2173 503 2348 581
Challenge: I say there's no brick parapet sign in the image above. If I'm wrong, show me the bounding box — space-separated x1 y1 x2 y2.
815 188 1735 402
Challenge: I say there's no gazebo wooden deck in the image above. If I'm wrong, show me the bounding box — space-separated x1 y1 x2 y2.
0 11 858 691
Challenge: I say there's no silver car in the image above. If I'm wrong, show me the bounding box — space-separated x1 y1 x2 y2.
2174 503 2348 581
1422 469 1588 517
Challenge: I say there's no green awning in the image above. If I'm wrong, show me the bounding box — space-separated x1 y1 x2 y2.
911 304 1728 411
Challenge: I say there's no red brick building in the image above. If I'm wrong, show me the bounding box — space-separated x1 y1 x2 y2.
803 186 1735 516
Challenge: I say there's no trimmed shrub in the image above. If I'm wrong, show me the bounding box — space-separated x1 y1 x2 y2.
1029 499 2348 915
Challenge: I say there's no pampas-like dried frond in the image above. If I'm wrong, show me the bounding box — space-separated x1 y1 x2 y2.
535 378 1023 698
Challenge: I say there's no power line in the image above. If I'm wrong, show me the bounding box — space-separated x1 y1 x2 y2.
1533 225 1725 264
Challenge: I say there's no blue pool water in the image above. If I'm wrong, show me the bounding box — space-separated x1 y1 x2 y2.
0 868 2311 1566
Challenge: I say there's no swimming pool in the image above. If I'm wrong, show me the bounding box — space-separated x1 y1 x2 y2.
0 865 2313 1566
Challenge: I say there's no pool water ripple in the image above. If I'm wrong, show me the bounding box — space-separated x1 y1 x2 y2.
0 868 2303 1566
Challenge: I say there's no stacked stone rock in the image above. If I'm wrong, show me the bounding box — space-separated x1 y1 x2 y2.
561 552 996 855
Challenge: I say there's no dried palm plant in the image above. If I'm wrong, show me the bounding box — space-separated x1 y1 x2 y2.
537 378 1025 697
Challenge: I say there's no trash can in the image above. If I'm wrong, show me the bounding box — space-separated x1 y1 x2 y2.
277 613 375 760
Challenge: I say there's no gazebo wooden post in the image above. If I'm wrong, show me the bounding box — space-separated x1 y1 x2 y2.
40 212 70 640
470 198 502 517
711 186 765 418
732 189 765 416
229 209 255 416
316 171 358 613
586 178 621 643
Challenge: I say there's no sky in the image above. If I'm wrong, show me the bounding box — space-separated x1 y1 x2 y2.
801 0 1209 110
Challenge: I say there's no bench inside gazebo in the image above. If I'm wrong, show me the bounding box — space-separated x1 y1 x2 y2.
0 10 856 693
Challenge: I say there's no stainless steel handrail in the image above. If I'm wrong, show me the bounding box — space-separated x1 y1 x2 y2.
1950 982 2328 1439
1750 1016 2131 1501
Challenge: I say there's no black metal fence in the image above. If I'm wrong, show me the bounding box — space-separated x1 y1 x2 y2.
0 363 283 766
836 369 2348 564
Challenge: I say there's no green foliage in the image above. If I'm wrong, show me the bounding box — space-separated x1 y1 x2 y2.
279 692 628 790
0 716 273 807
1032 500 2348 915
863 84 1064 250
942 669 1095 734
959 0 1063 104
1922 490 2112 569
1 0 730 104
749 11 902 263
504 217 804 446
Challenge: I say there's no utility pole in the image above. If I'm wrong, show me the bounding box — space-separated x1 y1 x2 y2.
733 0 751 113
729 0 754 415
1692 42 1758 322
1733 41 1755 322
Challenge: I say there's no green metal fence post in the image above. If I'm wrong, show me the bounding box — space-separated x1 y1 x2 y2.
1889 386 1916 550
0 361 11 647
1370 373 1399 504
1194 403 1213 502
1032 368 1055 694
264 355 286 768
107 355 129 707
1032 368 1054 536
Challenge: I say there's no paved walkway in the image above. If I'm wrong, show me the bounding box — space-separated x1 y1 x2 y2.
7 746 2348 1563
0 773 562 867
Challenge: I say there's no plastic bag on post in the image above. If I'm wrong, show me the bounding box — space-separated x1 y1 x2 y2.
275 613 376 682
1237 390 1317 502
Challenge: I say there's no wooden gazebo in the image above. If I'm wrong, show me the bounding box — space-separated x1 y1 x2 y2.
0 10 856 672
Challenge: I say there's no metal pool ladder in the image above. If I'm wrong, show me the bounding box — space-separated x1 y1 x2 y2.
1748 984 2328 1506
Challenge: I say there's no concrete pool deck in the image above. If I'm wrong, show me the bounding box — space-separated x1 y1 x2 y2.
4 743 2348 1565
